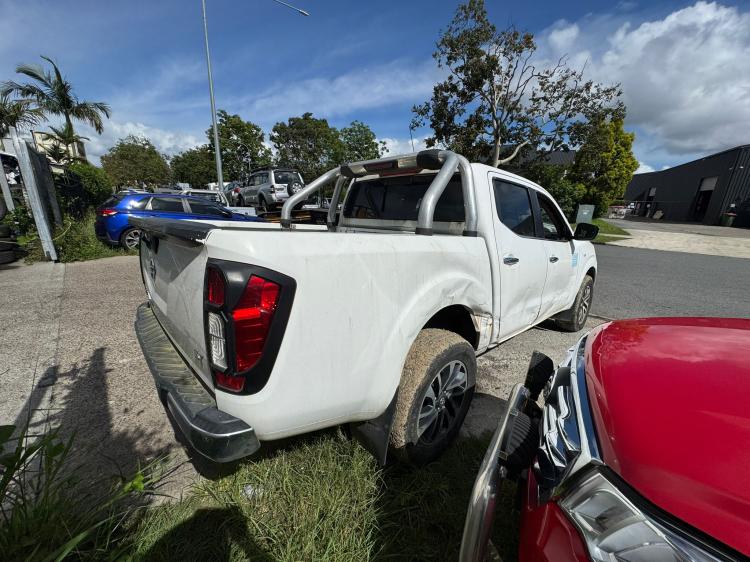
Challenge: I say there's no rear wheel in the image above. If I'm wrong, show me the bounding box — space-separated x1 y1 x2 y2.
555 275 594 332
257 195 267 214
0 249 16 265
390 329 476 465
238 195 246 207
119 227 141 251
0 224 11 238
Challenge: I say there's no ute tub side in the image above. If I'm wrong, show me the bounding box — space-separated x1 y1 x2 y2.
204 228 492 441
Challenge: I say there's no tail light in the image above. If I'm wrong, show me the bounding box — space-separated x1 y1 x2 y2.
233 276 280 372
98 208 117 217
205 265 285 394
233 187 240 193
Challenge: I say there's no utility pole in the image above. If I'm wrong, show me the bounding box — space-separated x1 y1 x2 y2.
200 0 308 191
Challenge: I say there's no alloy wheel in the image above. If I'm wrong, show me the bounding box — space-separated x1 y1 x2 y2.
577 283 592 325
124 229 141 250
417 360 469 444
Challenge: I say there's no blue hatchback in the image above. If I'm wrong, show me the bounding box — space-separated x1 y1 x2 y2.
95 192 262 250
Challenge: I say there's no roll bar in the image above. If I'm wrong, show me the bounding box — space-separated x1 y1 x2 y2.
280 149 478 236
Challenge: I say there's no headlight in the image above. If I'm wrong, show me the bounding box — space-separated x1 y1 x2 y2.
560 471 725 562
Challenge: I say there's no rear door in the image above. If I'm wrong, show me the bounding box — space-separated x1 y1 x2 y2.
534 191 577 317
490 176 548 339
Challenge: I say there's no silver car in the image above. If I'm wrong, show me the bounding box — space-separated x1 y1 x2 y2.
237 168 304 211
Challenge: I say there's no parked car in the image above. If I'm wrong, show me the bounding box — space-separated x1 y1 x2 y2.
223 181 243 206
95 193 262 250
460 316 750 562
237 167 305 211
133 149 599 466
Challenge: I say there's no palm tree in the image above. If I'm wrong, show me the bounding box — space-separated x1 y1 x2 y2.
1 56 111 135
47 122 90 164
0 92 44 136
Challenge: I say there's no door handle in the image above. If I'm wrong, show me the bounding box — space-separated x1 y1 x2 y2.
503 256 520 265
549 256 559 263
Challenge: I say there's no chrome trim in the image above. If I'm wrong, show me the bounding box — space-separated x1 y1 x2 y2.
535 333 602 499
459 384 530 562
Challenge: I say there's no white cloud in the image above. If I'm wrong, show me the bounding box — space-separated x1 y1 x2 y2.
235 60 440 127
540 2 750 161
80 121 201 164
379 136 429 156
635 162 654 173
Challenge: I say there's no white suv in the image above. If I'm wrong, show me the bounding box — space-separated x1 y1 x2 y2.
237 168 305 211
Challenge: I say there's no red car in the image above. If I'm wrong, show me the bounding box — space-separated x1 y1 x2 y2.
461 317 750 562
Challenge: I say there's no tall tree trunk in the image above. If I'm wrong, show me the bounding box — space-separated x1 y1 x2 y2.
491 134 501 167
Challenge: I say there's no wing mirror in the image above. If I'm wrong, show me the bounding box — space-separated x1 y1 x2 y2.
573 222 599 241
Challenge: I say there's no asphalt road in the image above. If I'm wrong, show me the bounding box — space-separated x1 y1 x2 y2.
592 244 750 319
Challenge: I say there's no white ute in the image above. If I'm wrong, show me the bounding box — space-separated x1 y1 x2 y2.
134 150 599 465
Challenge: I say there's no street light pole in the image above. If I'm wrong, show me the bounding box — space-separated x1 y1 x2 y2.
201 0 224 190
200 0 308 191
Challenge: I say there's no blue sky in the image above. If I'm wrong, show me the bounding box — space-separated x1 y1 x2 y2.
2 0 749 173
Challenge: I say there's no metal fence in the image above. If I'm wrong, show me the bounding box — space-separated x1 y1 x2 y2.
4 127 61 261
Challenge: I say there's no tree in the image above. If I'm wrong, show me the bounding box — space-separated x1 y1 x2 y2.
207 110 271 183
1 56 111 135
101 136 171 188
47 122 89 164
340 121 385 162
171 145 216 188
412 0 623 167
0 92 43 136
570 118 638 216
523 163 585 220
271 113 344 182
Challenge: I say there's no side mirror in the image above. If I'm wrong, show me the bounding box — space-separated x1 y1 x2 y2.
573 222 599 241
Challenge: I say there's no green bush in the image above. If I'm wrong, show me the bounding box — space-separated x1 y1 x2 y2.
2 205 35 235
53 212 134 262
56 162 113 218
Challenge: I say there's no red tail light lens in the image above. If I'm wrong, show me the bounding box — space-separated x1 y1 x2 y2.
98 208 117 217
215 371 245 392
207 267 225 306
233 275 280 372
233 187 240 193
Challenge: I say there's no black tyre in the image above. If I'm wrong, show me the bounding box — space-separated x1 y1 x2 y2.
0 224 10 238
119 227 141 251
390 329 476 465
0 249 16 265
238 195 246 207
0 240 17 252
257 195 267 214
0 197 6 221
555 275 594 332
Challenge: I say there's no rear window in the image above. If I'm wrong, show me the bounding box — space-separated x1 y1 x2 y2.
274 171 302 184
101 196 122 208
343 173 464 222
190 192 224 204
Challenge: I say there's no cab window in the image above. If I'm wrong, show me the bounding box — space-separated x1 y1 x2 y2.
492 179 535 237
536 194 568 241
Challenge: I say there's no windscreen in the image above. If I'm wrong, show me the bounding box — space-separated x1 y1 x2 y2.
342 173 464 222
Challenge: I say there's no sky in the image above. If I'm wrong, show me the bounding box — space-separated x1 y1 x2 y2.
1 0 749 174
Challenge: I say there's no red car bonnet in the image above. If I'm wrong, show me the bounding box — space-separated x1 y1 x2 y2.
585 317 750 557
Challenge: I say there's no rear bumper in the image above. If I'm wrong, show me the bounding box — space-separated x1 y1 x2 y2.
135 302 260 462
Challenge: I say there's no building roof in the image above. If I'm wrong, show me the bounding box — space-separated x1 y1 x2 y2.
633 144 750 177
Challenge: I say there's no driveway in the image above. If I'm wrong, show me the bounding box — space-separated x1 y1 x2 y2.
606 218 750 258
0 257 195 496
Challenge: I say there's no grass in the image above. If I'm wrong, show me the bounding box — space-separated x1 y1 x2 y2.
592 234 626 245
128 433 520 562
590 218 629 236
20 212 136 263
0 424 163 561
3 425 520 561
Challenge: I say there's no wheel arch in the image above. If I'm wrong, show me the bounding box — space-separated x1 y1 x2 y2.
423 304 479 350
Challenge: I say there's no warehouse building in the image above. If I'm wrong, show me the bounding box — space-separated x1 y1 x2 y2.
624 144 750 227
